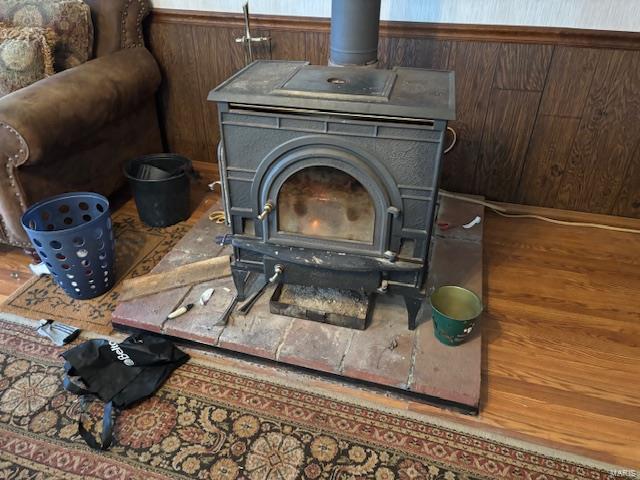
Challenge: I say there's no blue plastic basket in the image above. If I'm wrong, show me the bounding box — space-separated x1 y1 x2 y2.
21 192 115 300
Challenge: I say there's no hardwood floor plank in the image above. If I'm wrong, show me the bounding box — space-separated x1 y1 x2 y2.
488 373 639 423
480 386 638 466
0 247 32 298
483 215 640 266
486 338 640 407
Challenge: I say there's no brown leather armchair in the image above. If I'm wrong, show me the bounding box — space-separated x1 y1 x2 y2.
0 0 162 248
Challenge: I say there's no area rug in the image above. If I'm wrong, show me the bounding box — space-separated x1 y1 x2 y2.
0 211 190 335
0 319 627 480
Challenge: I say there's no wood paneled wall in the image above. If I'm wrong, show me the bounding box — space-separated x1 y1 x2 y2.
146 10 640 218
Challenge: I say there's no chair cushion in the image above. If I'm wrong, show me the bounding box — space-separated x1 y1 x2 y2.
0 24 56 97
0 0 93 70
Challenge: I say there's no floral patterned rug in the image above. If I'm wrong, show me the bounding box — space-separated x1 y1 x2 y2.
0 319 625 480
0 212 190 335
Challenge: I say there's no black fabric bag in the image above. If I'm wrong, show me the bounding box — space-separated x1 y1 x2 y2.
62 333 189 450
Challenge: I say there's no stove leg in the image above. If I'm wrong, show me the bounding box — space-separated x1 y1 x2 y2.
403 295 424 330
231 268 251 301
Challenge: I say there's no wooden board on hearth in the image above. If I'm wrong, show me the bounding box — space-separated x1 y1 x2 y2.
112 195 484 413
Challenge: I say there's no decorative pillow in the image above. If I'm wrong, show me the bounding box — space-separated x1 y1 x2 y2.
0 24 56 97
0 0 93 70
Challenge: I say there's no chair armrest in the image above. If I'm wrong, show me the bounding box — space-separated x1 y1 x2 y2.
0 47 160 168
85 0 151 57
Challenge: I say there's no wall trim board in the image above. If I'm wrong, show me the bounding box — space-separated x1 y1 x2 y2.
151 8 640 50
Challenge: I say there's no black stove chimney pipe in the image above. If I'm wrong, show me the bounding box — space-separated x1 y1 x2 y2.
329 0 382 67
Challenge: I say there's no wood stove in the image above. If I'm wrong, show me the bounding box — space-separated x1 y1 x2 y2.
209 60 455 329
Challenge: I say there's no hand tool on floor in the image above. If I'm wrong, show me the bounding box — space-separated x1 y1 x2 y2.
199 288 215 306
236 264 284 315
166 303 194 320
119 255 231 302
219 294 239 324
236 279 269 315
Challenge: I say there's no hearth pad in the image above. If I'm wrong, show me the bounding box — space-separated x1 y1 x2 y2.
112 194 484 413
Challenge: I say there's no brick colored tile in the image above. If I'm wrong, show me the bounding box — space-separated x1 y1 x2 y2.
341 295 414 388
163 315 225 346
411 326 481 407
112 287 189 333
411 235 483 408
170 212 230 258
216 283 292 359
435 195 484 243
162 278 236 344
278 319 354 374
217 317 281 359
218 314 292 359
426 237 483 297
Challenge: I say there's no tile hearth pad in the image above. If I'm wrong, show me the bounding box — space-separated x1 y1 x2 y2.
112 195 483 412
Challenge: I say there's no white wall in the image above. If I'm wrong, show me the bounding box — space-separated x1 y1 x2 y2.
151 0 640 32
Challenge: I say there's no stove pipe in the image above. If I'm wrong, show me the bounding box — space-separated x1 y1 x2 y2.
329 0 382 67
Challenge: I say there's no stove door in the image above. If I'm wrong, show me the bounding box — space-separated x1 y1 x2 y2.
253 142 402 256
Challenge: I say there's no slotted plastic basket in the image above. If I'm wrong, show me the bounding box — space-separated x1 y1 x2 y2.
21 192 115 300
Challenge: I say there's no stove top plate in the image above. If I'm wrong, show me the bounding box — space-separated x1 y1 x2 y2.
274 65 396 103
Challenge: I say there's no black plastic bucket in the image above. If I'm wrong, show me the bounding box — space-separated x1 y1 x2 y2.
124 154 191 227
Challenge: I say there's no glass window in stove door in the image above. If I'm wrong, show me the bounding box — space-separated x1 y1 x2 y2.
277 166 375 244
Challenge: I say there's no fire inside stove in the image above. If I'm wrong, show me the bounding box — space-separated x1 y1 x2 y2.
277 166 375 244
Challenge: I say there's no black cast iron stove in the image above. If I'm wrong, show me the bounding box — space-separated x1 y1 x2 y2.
209 60 455 329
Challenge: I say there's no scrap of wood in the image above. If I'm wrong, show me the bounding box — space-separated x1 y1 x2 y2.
119 255 231 302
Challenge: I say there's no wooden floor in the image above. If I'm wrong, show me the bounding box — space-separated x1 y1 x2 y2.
0 161 638 468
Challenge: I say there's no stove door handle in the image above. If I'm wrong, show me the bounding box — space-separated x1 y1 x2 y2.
384 206 402 260
257 200 274 221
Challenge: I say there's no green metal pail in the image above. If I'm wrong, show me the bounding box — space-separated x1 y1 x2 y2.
430 286 483 346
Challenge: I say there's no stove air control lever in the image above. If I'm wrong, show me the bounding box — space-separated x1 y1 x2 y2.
269 264 284 283
257 201 274 221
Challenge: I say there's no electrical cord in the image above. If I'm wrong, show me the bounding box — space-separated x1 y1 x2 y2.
438 190 640 235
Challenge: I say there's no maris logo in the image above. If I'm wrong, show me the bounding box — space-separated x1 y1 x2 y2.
109 341 134 366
